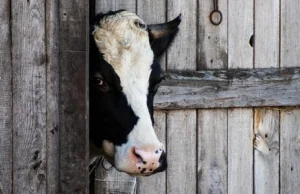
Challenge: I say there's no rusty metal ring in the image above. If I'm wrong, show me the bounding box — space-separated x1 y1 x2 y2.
209 10 223 26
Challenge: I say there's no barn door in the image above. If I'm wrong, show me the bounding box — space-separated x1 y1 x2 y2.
91 0 300 194
0 0 89 193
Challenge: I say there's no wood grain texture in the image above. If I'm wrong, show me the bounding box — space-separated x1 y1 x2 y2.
280 109 300 194
254 109 279 194
198 110 227 194
197 2 228 193
11 0 47 193
198 0 228 69
167 110 197 194
137 111 166 194
254 1 280 193
280 3 300 192
281 0 300 68
137 0 167 70
95 0 136 13
46 0 59 193
228 109 253 194
59 0 88 193
228 0 253 68
167 0 197 70
154 68 300 109
94 162 137 194
254 0 279 68
0 0 12 193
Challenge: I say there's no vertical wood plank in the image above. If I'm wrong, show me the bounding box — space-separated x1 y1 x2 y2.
137 0 167 70
11 0 47 193
59 1 88 193
254 109 279 194
198 0 228 69
228 109 253 194
137 111 166 194
228 0 253 193
46 0 59 193
280 109 300 194
94 164 137 194
0 0 12 193
93 1 137 193
198 110 227 194
280 2 300 191
228 0 253 68
254 1 280 193
254 0 279 68
95 0 136 14
167 110 197 194
166 1 197 193
167 0 197 70
281 1 300 68
197 1 228 193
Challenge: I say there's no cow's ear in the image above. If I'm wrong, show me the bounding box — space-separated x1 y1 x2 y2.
150 29 179 57
148 14 181 57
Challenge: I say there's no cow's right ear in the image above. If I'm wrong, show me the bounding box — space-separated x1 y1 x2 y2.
148 14 181 57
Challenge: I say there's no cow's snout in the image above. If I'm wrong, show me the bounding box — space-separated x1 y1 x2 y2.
132 146 167 175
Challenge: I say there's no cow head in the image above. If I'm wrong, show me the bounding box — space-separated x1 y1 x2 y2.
90 10 181 176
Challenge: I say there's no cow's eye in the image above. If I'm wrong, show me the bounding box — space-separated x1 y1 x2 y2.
135 20 146 29
96 78 104 86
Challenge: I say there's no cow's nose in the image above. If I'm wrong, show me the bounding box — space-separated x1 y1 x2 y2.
133 147 167 175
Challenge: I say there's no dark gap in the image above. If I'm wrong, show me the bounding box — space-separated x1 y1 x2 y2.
252 108 255 194
195 109 199 194
9 0 14 192
279 0 282 68
196 0 200 71
165 111 168 194
278 109 281 193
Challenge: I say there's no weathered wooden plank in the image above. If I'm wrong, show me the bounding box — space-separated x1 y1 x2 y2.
197 1 228 193
95 0 136 13
137 111 166 194
93 1 137 193
281 1 300 68
228 0 253 68
254 1 280 193
228 0 253 192
255 0 279 68
198 110 227 194
254 109 279 194
228 109 253 194
280 2 300 192
198 0 228 69
0 0 12 193
137 0 166 70
154 68 300 109
167 0 197 70
166 110 197 194
46 0 59 193
11 0 47 193
59 1 88 193
94 161 137 194
280 109 300 194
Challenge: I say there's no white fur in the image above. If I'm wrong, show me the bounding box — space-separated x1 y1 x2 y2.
93 11 162 170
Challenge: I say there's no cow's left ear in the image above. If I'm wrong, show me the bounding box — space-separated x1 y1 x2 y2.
148 14 181 57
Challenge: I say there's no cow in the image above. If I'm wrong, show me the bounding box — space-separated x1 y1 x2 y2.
90 10 181 176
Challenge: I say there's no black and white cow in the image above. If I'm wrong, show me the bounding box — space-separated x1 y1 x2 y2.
90 10 181 176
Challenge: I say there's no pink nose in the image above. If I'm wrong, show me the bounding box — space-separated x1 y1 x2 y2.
133 147 167 175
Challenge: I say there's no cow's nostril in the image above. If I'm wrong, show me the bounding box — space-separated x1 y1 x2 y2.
133 149 143 163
